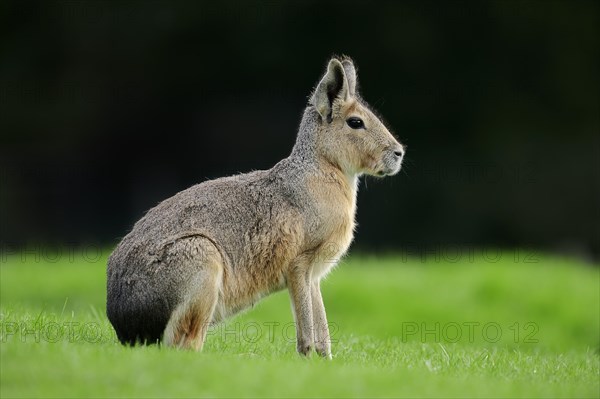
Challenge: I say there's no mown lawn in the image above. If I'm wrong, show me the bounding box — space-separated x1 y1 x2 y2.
1 249 598 398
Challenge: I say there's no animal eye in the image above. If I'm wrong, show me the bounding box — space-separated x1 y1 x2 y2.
346 117 365 129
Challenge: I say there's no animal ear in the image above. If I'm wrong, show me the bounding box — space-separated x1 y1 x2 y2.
341 58 357 97
311 58 350 123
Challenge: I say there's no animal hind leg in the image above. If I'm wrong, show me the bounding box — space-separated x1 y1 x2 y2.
162 236 223 351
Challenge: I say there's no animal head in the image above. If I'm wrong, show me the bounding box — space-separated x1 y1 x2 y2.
310 57 404 178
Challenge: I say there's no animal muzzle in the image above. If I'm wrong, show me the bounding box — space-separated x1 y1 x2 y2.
379 145 404 176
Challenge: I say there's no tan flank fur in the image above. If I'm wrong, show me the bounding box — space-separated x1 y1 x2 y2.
106 56 405 357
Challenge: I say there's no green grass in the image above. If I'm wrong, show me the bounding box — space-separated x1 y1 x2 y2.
1 249 598 398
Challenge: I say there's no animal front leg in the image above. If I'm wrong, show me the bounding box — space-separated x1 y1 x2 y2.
311 280 332 358
287 264 314 356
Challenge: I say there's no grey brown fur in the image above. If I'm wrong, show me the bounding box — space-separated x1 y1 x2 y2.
107 56 405 357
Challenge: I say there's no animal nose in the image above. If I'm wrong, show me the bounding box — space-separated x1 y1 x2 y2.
393 149 404 158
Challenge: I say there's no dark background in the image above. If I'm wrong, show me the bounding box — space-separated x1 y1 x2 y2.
1 1 598 259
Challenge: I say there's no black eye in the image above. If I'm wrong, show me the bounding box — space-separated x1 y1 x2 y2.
346 117 365 129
